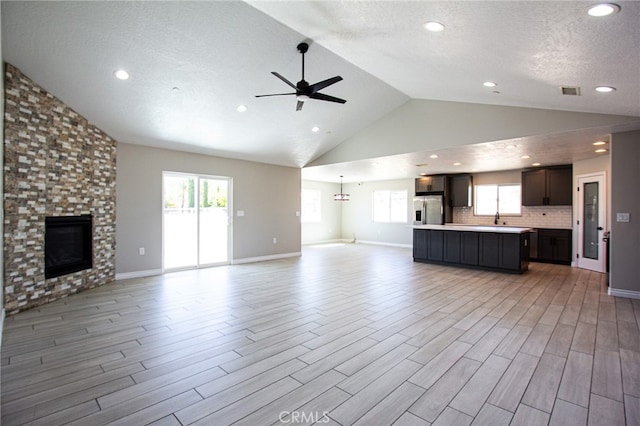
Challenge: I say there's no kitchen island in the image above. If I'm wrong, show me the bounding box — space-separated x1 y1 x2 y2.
413 224 532 273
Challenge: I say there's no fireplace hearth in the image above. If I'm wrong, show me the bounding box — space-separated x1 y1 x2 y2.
45 215 93 279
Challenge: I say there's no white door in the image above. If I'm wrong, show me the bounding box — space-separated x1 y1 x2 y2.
576 173 606 272
163 172 231 271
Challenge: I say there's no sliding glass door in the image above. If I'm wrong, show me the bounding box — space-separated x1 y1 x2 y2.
163 172 230 270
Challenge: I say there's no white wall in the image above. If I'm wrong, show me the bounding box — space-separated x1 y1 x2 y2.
116 143 301 276
340 179 414 247
301 180 342 244
310 99 640 167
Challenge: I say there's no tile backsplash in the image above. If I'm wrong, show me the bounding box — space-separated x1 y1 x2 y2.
453 205 573 229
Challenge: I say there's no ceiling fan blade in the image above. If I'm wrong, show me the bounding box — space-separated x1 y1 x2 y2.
309 92 347 104
296 100 304 111
308 76 343 93
255 92 296 98
271 72 297 90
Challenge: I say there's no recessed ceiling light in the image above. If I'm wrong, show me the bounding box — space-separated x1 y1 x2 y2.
423 21 445 32
521 155 531 159
429 154 438 159
588 3 620 17
453 162 461 166
595 86 616 93
532 162 542 166
593 141 607 146
312 126 320 133
114 69 130 80
595 148 609 153
172 87 180 93
237 105 247 112
483 81 497 88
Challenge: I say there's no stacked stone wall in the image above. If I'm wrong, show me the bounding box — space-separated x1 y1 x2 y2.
3 64 116 314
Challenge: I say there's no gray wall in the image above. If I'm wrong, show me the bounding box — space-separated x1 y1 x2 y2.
340 179 414 246
301 180 342 244
610 130 640 293
116 143 301 275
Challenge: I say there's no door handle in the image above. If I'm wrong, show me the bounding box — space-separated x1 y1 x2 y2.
597 226 604 230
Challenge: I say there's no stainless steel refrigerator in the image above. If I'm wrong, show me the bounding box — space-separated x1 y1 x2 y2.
414 195 446 225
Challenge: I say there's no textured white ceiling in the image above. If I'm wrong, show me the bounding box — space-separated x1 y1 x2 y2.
3 1 640 183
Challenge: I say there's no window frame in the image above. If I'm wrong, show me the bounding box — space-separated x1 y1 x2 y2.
474 183 522 216
301 189 322 223
372 189 409 223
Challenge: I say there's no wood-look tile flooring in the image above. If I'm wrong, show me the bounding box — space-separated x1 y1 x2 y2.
2 243 640 425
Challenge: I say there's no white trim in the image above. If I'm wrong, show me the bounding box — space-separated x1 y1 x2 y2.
231 252 301 265
115 269 163 281
356 240 412 249
608 287 640 300
575 171 607 273
0 308 5 349
303 238 344 246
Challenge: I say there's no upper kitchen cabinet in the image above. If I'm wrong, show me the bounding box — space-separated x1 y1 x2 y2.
450 174 473 207
522 165 572 206
415 175 447 194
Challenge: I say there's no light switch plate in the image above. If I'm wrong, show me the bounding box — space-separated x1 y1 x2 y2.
617 212 630 222
237 210 245 217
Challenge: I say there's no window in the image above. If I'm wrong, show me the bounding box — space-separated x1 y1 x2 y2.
301 189 321 223
475 184 521 215
373 190 408 223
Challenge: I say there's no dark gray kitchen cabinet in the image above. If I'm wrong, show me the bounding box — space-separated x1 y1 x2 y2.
536 229 572 264
498 234 522 270
450 174 473 207
460 232 479 265
444 231 461 263
413 229 428 260
522 165 572 206
479 233 499 268
413 228 529 273
415 175 447 194
428 230 444 261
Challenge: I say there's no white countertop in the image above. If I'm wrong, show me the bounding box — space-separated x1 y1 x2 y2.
412 224 533 234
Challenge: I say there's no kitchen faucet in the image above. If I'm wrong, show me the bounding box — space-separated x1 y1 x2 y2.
494 211 500 225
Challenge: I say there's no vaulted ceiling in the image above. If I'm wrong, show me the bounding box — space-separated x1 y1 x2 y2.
3 1 640 183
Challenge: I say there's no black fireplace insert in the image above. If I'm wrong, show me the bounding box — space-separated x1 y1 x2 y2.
45 215 93 279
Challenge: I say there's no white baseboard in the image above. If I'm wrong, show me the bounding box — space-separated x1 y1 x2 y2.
608 287 640 300
356 240 412 249
0 308 5 348
232 252 302 265
302 239 344 246
115 269 163 281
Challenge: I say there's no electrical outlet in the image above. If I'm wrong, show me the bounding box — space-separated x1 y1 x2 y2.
273 237 277 244
617 212 630 222
139 247 145 255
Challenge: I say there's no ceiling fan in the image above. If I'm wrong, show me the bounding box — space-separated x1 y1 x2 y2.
255 42 346 111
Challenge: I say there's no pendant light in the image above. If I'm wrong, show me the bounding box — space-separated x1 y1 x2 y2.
334 175 350 201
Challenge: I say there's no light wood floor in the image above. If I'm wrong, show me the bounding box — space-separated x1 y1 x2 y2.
2 243 639 425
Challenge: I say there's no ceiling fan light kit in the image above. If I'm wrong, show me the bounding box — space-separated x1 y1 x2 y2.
256 42 347 111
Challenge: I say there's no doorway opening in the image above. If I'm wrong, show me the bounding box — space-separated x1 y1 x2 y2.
162 172 231 271
576 172 606 273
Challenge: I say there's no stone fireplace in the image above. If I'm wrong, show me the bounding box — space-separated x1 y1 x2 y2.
3 64 117 314
45 215 93 279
